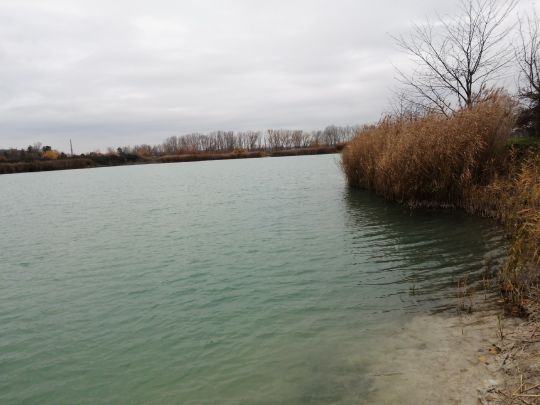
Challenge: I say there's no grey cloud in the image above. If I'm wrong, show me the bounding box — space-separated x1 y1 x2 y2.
0 0 527 151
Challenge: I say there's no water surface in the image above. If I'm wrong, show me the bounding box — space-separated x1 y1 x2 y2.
0 155 505 403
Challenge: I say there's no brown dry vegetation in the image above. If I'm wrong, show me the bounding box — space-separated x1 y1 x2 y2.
473 153 540 310
342 95 539 308
157 150 267 163
0 158 95 174
0 145 343 175
157 146 342 163
342 94 514 206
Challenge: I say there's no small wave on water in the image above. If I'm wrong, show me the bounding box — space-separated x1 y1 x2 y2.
0 155 506 404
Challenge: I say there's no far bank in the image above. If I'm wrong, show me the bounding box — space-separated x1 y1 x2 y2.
0 144 344 175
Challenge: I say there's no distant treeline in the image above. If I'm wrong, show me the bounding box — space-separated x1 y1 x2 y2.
0 125 361 174
121 125 361 156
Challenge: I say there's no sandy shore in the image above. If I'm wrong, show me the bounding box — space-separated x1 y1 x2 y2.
485 289 540 404
360 302 539 404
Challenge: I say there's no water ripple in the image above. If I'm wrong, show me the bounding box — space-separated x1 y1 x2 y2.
0 155 506 404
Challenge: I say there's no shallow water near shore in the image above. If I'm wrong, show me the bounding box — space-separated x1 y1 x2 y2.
0 154 506 404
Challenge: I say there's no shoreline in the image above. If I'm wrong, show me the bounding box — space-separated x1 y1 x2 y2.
483 288 540 404
0 145 343 175
364 301 539 404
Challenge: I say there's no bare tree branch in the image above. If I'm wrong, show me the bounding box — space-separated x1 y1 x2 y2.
515 11 540 135
394 0 517 115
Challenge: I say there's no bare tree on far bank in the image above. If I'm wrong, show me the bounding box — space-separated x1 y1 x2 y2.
395 0 517 116
516 12 540 136
153 125 361 156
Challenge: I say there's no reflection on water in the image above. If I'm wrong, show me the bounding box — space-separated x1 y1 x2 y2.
0 155 506 404
343 188 505 313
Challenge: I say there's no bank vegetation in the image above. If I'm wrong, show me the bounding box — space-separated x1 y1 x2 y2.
342 0 540 312
0 126 356 175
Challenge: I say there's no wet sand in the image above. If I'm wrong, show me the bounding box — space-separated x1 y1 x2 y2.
362 311 525 404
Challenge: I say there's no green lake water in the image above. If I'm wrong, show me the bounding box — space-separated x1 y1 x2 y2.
0 154 505 404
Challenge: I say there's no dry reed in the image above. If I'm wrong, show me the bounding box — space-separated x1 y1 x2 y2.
499 155 540 308
342 94 514 206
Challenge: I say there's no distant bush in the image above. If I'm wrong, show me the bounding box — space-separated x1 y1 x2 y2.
88 153 142 166
0 158 95 174
42 150 59 160
157 150 267 163
156 147 341 163
271 146 339 156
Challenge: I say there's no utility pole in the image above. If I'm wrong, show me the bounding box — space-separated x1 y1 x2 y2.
70 139 74 156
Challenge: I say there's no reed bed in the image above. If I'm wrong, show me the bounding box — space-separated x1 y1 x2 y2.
496 154 540 308
342 95 514 206
342 95 539 308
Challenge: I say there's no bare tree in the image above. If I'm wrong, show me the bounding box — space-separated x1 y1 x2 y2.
323 125 339 146
163 136 179 153
243 131 261 150
291 130 306 148
516 12 540 135
395 0 517 116
267 129 294 150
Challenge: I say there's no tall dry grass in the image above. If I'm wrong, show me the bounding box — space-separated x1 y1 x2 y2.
471 153 540 311
494 154 540 308
342 95 514 206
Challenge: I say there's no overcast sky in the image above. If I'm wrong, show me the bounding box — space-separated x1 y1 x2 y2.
0 0 538 152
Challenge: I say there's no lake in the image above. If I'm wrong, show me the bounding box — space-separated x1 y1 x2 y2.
0 154 505 404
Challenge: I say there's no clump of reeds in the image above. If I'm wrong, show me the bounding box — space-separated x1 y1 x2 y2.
342 94 515 207
463 152 539 310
